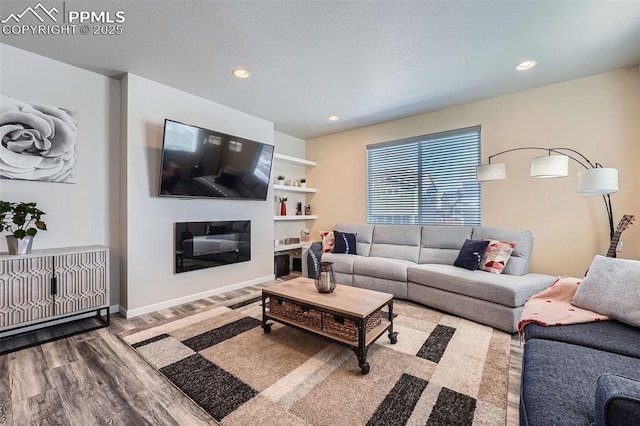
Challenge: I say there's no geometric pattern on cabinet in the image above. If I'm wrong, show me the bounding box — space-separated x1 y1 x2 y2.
0 255 55 329
56 250 107 317
0 245 109 333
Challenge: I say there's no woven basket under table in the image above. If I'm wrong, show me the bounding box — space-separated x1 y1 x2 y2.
322 309 382 342
269 298 323 329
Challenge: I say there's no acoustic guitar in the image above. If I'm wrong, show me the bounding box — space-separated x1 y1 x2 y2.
605 215 635 258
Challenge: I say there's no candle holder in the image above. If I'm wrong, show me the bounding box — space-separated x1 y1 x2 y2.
314 261 336 293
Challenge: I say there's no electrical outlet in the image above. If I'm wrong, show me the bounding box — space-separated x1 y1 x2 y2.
616 241 623 252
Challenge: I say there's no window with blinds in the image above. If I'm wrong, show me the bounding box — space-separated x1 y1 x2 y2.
366 126 481 226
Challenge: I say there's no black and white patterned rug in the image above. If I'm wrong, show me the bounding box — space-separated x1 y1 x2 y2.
120 289 510 425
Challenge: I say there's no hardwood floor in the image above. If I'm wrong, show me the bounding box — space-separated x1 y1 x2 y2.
1 277 522 425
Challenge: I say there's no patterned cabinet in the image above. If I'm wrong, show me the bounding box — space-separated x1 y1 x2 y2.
0 255 55 329
55 250 108 317
0 245 109 332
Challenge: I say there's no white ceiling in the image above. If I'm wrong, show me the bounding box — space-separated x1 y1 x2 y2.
1 1 639 140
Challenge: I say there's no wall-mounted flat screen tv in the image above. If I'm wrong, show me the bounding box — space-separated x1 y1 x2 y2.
159 119 274 200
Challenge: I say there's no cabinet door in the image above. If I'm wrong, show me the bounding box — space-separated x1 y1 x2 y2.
55 250 108 316
0 256 54 330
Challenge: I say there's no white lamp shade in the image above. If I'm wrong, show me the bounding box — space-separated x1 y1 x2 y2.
476 163 506 181
577 168 618 195
530 155 569 178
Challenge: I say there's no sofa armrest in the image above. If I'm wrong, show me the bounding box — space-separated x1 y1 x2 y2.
595 374 640 426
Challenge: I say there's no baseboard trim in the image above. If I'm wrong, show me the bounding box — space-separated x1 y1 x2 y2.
123 274 275 318
109 305 120 314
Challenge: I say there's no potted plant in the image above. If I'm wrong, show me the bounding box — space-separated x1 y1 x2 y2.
278 196 288 216
0 201 47 255
300 178 307 188
276 175 285 185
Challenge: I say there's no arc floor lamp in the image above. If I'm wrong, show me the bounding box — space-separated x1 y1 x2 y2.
476 147 619 240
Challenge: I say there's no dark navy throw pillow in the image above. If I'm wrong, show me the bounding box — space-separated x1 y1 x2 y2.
332 230 357 255
454 239 490 271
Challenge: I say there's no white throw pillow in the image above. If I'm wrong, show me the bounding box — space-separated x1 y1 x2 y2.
571 255 640 327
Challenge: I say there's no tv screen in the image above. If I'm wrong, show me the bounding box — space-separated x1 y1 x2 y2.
159 119 274 200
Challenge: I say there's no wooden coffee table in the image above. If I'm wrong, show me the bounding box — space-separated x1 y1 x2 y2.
261 277 398 374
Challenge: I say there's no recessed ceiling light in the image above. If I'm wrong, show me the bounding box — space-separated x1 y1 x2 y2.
327 115 340 121
232 68 251 79
515 60 537 71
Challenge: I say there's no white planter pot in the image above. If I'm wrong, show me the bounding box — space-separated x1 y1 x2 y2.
6 235 34 255
276 179 285 186
300 183 306 188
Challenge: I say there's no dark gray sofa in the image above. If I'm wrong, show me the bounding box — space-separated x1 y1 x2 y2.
521 321 640 426
303 223 556 333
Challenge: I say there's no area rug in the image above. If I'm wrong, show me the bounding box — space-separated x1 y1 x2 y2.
119 287 511 425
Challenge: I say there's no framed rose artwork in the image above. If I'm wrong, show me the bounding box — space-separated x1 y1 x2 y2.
0 95 78 183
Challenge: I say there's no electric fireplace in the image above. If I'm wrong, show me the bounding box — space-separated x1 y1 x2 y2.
175 221 251 273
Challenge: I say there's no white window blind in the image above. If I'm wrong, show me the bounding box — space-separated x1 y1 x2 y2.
367 126 481 225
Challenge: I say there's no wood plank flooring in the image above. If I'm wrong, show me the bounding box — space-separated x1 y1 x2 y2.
1 276 522 425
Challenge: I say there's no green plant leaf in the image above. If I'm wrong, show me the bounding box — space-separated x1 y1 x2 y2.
14 229 26 239
26 228 37 237
36 221 47 230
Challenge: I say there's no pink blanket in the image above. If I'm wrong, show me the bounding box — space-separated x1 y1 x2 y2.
518 276 609 335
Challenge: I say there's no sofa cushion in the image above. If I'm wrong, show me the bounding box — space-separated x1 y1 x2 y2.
354 275 407 299
353 256 416 282
320 252 358 275
332 230 357 255
524 321 640 359
453 239 490 271
369 224 421 263
419 225 473 264
320 231 335 252
471 227 534 276
521 339 640 426
408 264 554 308
479 239 516 274
572 255 640 328
335 223 374 256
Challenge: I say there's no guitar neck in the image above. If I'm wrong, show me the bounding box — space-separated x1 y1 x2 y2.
606 232 621 258
604 215 634 259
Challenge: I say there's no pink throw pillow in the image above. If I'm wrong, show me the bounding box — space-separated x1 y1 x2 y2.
479 239 516 274
320 231 335 253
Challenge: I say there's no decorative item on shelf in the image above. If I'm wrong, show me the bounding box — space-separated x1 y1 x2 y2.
276 175 285 185
0 201 47 255
476 147 619 241
304 204 312 215
296 202 303 215
301 229 310 242
299 178 306 188
314 261 336 293
278 196 288 216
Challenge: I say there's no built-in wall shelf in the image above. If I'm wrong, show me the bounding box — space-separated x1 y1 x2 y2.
274 153 316 167
274 242 312 252
273 184 317 193
274 215 317 221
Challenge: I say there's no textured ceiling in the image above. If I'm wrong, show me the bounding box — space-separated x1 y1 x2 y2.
1 0 639 140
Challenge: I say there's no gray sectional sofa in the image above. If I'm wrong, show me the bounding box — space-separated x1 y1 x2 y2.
521 321 640 425
303 223 555 333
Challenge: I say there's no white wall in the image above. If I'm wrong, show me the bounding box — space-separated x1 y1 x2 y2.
122 74 275 315
274 131 306 158
0 44 121 305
